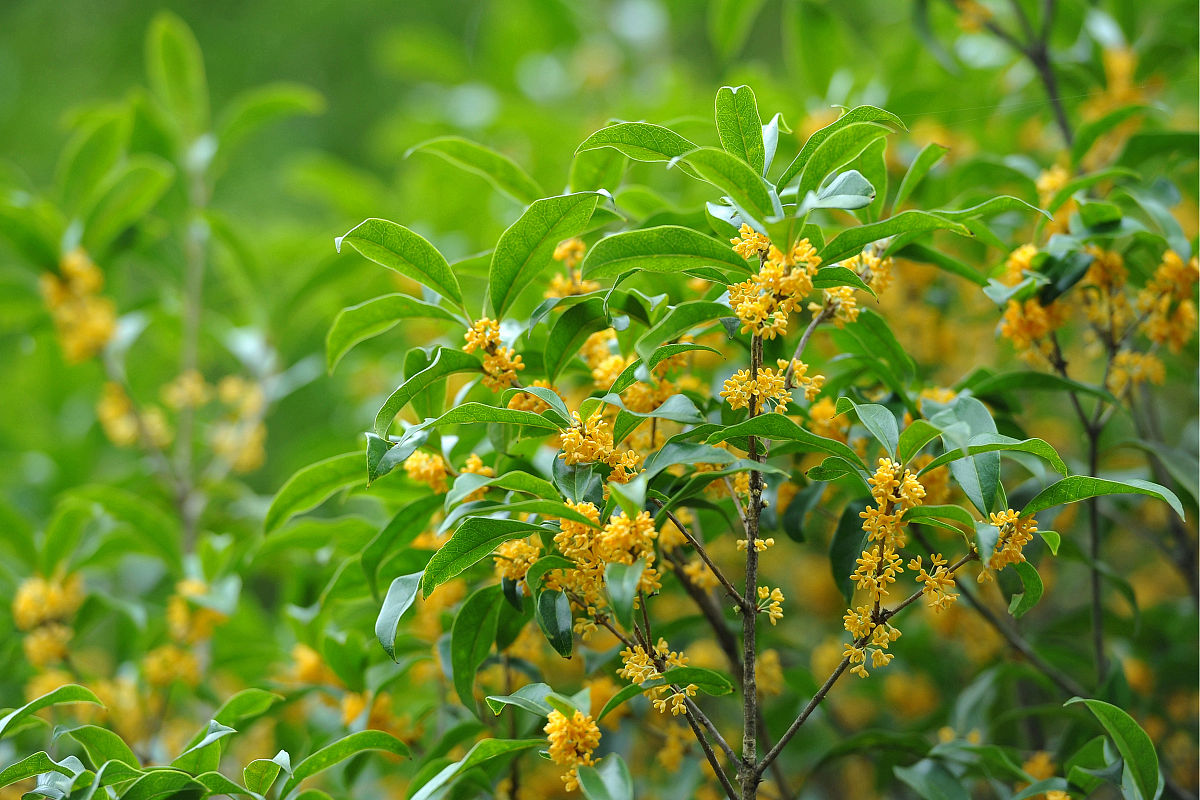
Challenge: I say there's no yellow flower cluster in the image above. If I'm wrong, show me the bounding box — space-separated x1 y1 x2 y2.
463 317 524 390
559 409 642 483
166 579 227 644
39 248 116 362
728 225 820 339
1001 244 1039 286
506 379 565 413
494 537 542 583
737 537 775 552
22 624 72 669
652 682 697 716
544 708 601 791
1000 298 1069 363
1036 165 1069 208
808 396 848 441
1108 350 1166 396
859 458 927 551
757 585 785 625
554 238 587 269
461 452 494 501
97 382 172 448
163 369 211 409
981 509 1038 580
1137 250 1199 354
403 451 449 493
142 643 201 687
811 286 860 327
617 638 690 713
546 239 599 298
13 573 85 632
681 557 719 590
908 553 958 612
846 248 896 296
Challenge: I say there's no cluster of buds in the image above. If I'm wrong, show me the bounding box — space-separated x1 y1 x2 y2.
463 317 524 390
39 248 115 362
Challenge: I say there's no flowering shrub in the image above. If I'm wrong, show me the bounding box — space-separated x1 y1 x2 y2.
0 5 1195 800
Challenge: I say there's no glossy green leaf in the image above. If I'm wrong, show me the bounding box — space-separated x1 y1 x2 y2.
63 725 140 769
485 683 555 716
536 588 573 658
658 666 735 695
216 83 324 154
918 434 1067 477
634 300 732 361
577 754 634 800
409 739 544 800
1008 561 1043 618
279 731 409 798
264 453 365 533
82 155 174 255
576 122 698 164
581 225 752 280
117 769 206 800
674 146 778 221
714 85 765 173
373 347 480 436
146 11 209 135
708 409 867 473
795 123 891 201
0 684 102 740
820 211 970 264
1023 476 1184 520
898 419 942 463
1065 698 1162 800
171 720 236 774
423 518 544 596
375 572 424 661
336 218 464 310
604 561 644 631
893 142 949 211
326 294 460 371
799 168 876 214
967 370 1118 403
408 136 545 205
777 105 905 188
489 192 601 316
904 504 976 529
0 752 76 789
544 297 610 382
830 500 870 604
837 397 899 458
450 585 504 708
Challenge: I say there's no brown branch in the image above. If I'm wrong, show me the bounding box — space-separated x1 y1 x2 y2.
656 501 749 612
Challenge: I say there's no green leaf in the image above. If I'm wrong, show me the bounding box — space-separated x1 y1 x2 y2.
1072 106 1149 167
423 518 545 596
335 218 464 311
708 0 767 58
903 505 976 529
146 11 209 136
795 123 891 201
56 113 127 216
898 419 942 463
576 122 699 164
525 555 576 595
195 771 253 797
1040 530 1061 555
634 300 732 362
707 414 867 474
570 147 628 193
715 85 765 173
279 731 409 798
375 572 424 661
536 589 573 658
893 142 949 211
544 297 610 382
0 684 102 740
799 169 876 214
658 666 735 695
264 453 365 533
581 225 752 280
811 265 874 294
489 192 601 316
1065 698 1162 800
933 195 1046 221
830 307 916 383
837 397 899 458
171 720 236 774
1008 561 1043 619
777 105 905 188
577 754 634 800
326 294 460 372
918 434 1067 477
604 561 644 631
0 752 76 789
674 147 779 221
598 682 649 720
485 683 555 716
70 485 183 575
82 155 175 256
408 136 545 205
117 769 206 800
409 739 544 800
830 500 870 604
63 725 140 769
361 495 444 598
894 243 987 286
373 347 480 436
451 586 504 708
216 83 324 155
1023 476 1184 520
820 211 970 264
966 370 1117 404
894 758 970 800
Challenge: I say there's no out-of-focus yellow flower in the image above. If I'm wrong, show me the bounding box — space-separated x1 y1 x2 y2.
142 644 201 687
163 369 211 409
40 249 115 363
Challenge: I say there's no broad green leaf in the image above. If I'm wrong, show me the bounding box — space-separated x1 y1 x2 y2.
63 725 140 769
658 666 735 695
580 225 752 280
811 265 874 294
642 441 737 479
146 11 209 136
604 561 644 630
820 211 970 264
894 243 987 286
798 169 876 214
893 142 949 211
596 392 705 424
837 397 899 458
115 769 206 800
545 297 610 382
409 739 544 800
777 105 905 188
0 684 102 740
336 218 464 310
490 192 601 316
576 122 698 164
264 453 365 533
279 731 409 798
216 83 324 154
536 589 573 658
56 113 127 216
486 683 555 716
577 754 634 800
830 500 870 604
674 147 778 221
408 136 545 205
894 758 970 800
362 495 444 598
326 294 460 371
1065 698 1162 800
0 752 76 789
375 572 423 661
569 147 628 193
1043 167 1137 215
898 419 942 463
451 586 504 708
707 414 867 473
598 682 650 720
1040 530 1061 555
82 155 175 255
1023 476 1184 520
1008 561 1043 618
423 518 545 596
634 300 732 362
715 85 765 173
373 347 480 436
934 195 1047 221
171 720 236 774
904 505 976 529
918 434 1067 477
196 771 252 797
70 485 182 574
795 123 891 200
830 307 916 383
966 370 1117 404
525 555 575 595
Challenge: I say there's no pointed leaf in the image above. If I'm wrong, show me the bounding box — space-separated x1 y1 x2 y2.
336 218 464 310
408 136 544 204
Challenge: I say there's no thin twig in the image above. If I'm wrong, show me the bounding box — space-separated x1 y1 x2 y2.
656 501 748 611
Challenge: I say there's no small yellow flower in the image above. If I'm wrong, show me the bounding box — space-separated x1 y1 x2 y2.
544 708 601 791
403 451 449 493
